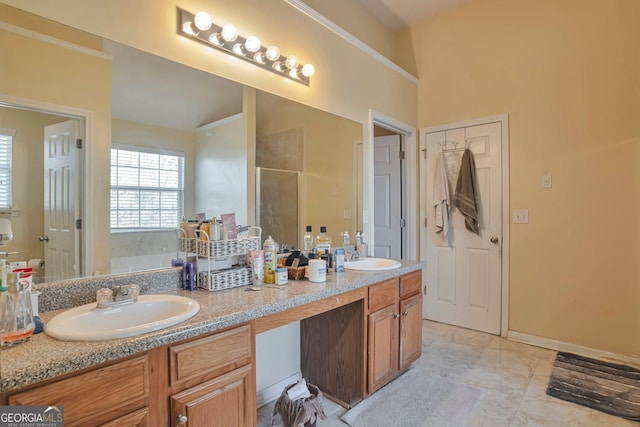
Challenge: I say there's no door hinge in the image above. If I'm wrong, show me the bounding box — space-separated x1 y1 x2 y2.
76 138 83 149
76 219 82 230
422 148 427 159
424 217 428 227
423 285 427 295
399 150 405 160
400 218 406 228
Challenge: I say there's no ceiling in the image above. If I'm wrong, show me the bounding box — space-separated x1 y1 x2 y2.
353 0 475 31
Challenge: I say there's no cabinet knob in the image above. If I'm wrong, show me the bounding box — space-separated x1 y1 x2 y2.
394 313 400 319
177 414 188 425
402 310 409 316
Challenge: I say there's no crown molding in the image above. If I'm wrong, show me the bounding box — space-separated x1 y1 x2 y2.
284 0 418 85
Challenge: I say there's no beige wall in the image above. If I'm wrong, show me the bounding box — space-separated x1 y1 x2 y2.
0 23 112 276
0 107 66 264
413 0 640 355
257 93 362 246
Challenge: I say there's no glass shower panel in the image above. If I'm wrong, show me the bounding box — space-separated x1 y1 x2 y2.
256 167 299 249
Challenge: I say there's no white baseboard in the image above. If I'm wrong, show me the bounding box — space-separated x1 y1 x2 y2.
256 371 302 409
507 330 640 368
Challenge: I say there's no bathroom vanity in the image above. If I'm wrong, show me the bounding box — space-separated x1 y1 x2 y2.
0 261 424 426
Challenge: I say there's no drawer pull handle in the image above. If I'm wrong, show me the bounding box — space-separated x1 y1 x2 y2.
177 414 188 425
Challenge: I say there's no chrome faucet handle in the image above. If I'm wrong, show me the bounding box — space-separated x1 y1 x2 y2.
96 288 113 307
113 284 140 302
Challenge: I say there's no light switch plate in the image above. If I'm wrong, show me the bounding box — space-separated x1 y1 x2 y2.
343 209 352 220
542 174 552 188
513 209 529 224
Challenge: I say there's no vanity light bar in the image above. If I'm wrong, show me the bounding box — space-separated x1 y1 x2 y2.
177 8 314 86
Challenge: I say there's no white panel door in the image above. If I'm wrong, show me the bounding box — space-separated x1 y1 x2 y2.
424 122 502 334
373 135 402 258
44 120 80 281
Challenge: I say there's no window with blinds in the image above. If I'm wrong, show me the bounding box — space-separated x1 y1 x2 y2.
0 134 12 209
110 147 184 230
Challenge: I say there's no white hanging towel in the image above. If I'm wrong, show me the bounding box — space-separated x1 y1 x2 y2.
433 153 451 239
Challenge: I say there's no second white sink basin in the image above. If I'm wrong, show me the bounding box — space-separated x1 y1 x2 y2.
45 294 200 341
344 257 402 271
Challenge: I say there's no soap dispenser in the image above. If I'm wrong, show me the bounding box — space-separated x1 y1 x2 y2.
0 273 35 347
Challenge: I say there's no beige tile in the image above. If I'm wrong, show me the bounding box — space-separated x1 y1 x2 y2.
584 409 639 426
462 389 524 427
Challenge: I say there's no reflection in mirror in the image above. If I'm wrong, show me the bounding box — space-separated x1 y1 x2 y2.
1 33 363 282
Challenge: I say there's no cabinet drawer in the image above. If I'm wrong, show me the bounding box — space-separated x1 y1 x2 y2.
169 324 252 387
368 278 399 312
9 355 149 427
400 270 422 298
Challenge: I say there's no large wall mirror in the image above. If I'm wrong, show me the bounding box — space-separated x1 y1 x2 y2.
0 27 363 282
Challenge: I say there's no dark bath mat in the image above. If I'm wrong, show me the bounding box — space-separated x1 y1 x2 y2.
546 351 640 422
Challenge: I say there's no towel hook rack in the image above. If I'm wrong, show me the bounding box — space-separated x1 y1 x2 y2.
440 139 471 153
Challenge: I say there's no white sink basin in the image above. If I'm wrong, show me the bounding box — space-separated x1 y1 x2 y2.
45 294 200 341
344 257 402 271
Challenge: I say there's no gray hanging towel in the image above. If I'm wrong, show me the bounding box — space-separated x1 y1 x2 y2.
453 149 480 235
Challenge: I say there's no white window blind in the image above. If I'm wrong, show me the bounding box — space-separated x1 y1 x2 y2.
110 147 184 229
0 134 12 209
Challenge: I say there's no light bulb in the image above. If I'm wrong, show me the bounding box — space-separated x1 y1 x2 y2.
301 64 315 77
289 68 299 79
245 36 261 53
265 45 280 61
182 22 198 36
194 12 212 31
208 33 222 45
253 52 266 64
285 56 298 70
272 61 283 72
232 43 245 56
221 24 238 42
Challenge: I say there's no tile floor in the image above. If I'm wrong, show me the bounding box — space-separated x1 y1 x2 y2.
258 320 637 426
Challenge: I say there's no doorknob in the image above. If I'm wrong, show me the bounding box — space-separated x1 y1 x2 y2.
38 235 49 242
490 236 499 244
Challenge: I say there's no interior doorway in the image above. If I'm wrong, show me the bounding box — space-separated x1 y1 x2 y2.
420 115 510 335
364 111 418 262
373 127 403 258
0 98 89 281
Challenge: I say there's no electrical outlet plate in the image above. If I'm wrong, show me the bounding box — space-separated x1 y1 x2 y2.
513 209 529 224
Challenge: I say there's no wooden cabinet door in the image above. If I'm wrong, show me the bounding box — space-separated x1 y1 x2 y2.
399 293 423 370
171 364 255 427
99 408 148 427
367 304 399 393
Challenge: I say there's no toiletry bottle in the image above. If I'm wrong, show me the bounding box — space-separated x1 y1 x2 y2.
341 231 350 246
0 273 35 347
316 226 332 257
303 226 314 251
263 235 277 284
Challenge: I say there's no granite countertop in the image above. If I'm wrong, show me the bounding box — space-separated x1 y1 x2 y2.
0 260 424 392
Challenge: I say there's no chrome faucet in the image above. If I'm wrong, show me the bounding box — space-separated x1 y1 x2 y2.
346 248 360 261
96 284 140 308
